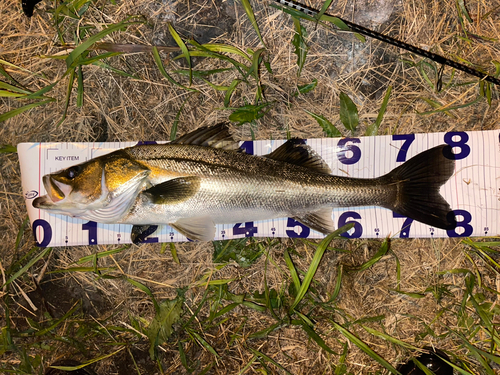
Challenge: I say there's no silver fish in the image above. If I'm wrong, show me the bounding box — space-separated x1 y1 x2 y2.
33 124 457 242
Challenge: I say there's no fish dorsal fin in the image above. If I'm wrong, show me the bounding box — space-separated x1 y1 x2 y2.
170 217 216 241
144 176 201 204
171 123 238 150
266 139 332 174
294 208 334 235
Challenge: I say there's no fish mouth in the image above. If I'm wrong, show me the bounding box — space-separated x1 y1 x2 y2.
32 195 54 209
33 175 72 209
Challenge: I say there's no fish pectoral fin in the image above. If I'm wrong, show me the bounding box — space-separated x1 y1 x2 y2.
170 217 216 241
145 176 201 204
266 139 332 174
131 225 159 245
294 208 334 234
171 123 239 150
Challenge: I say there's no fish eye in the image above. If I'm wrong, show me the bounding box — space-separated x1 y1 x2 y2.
66 166 82 179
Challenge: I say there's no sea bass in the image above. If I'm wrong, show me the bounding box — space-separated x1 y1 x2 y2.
33 124 457 242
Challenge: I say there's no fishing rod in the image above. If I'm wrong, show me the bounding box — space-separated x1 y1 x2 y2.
271 0 500 86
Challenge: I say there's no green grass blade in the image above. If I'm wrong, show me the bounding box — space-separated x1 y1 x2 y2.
248 347 292 375
349 237 389 271
339 92 359 132
25 81 58 99
199 44 251 61
0 99 53 123
365 85 392 136
250 48 265 102
290 224 353 311
0 90 26 98
170 96 189 141
296 79 317 95
294 319 335 354
224 79 242 107
56 67 76 127
331 320 401 374
0 81 31 95
91 60 138 79
152 47 196 92
248 322 282 339
76 65 84 107
168 23 192 85
316 0 334 21
292 17 308 77
78 51 122 66
185 327 219 358
0 145 17 153
284 248 301 294
30 302 80 337
1 247 52 289
319 14 365 42
304 109 341 137
238 355 258 375
125 277 159 314
327 264 343 302
241 0 266 47
50 347 125 370
77 246 129 264
213 303 240 320
15 217 29 250
361 325 419 350
170 243 180 264
66 18 142 70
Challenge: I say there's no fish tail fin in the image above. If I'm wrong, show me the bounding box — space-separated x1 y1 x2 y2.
382 145 457 230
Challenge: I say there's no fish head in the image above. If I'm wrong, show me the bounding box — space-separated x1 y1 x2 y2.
33 151 150 218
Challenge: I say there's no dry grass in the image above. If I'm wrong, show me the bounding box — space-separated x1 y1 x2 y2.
1 0 500 374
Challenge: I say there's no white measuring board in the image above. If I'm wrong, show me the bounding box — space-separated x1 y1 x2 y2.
18 130 500 247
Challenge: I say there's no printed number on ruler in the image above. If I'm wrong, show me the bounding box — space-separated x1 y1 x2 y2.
447 210 473 237
393 213 413 238
239 141 254 155
339 211 363 238
82 221 98 245
233 222 258 237
337 138 361 164
392 134 415 162
286 218 310 238
443 132 470 160
32 219 52 247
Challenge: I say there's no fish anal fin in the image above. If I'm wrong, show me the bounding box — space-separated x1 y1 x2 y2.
145 176 201 204
170 217 215 241
171 123 239 150
266 139 332 174
294 208 334 235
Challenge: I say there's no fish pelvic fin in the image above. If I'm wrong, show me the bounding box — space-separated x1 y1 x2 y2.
266 139 332 174
382 144 456 230
170 217 216 241
131 225 158 245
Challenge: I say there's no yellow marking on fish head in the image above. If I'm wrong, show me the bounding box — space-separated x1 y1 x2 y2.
102 152 151 195
48 158 104 204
